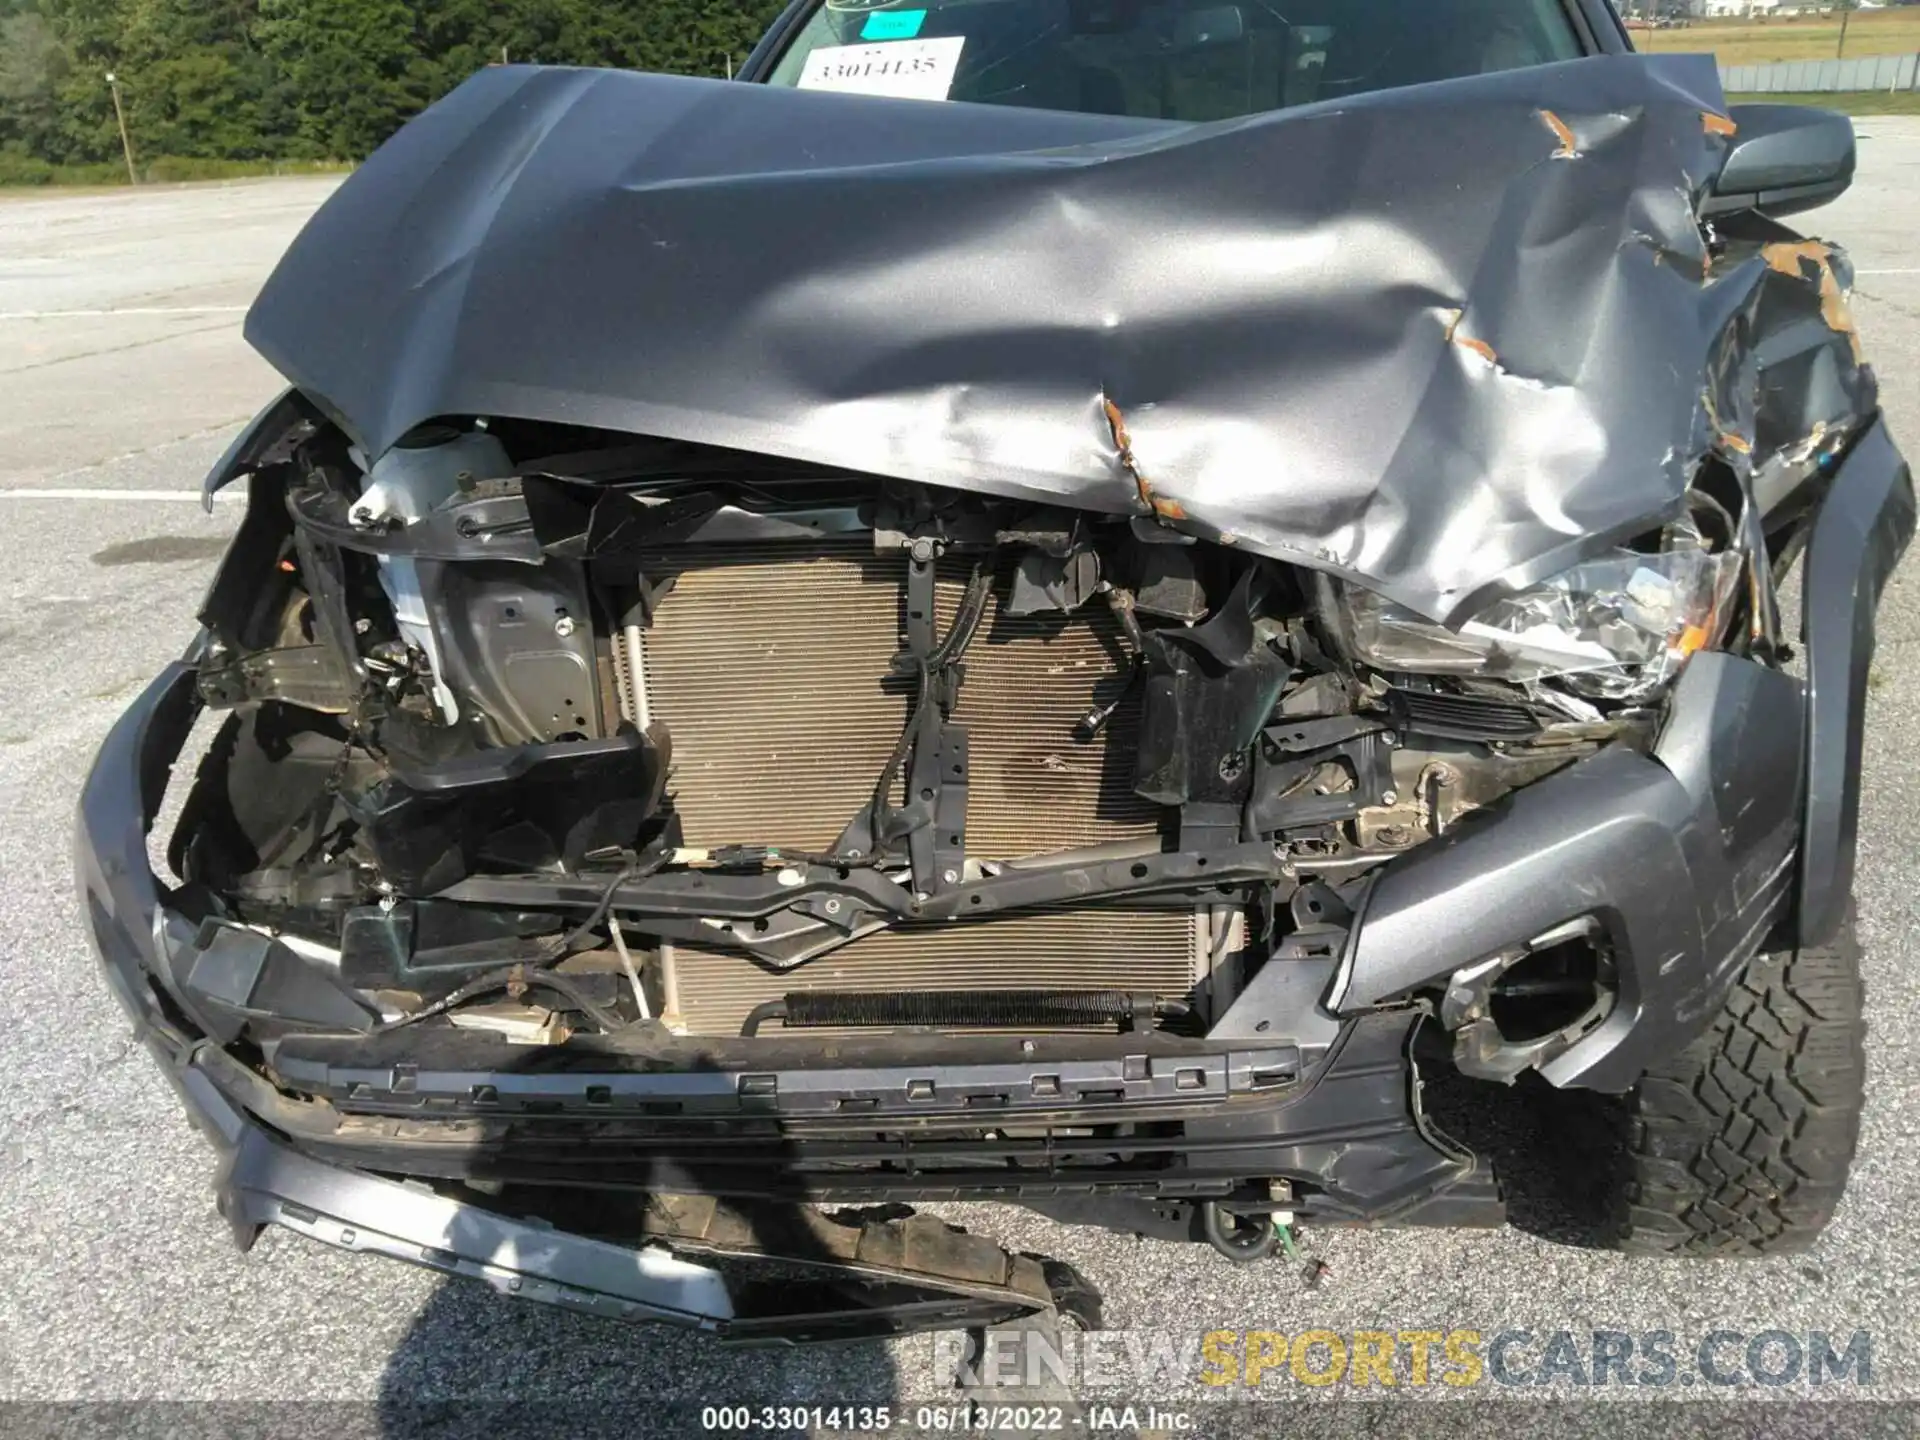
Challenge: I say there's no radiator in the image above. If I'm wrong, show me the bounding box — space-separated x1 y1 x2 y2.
635 541 1160 858
634 540 1198 1035
661 908 1204 1037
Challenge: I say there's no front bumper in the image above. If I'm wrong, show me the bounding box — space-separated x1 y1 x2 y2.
74 664 745 1332
74 418 1911 1307
75 661 1076 1342
1334 417 1913 1091
177 1049 740 1330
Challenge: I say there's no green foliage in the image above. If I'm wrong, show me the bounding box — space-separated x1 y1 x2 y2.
0 146 343 180
260 0 422 159
0 148 58 181
0 0 790 176
0 11 68 156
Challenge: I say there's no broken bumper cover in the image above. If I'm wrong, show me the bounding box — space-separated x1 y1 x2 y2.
1335 651 1803 1092
1333 416 1914 1092
74 662 752 1331
73 662 1070 1341
70 676 683 1330
180 1057 741 1330
154 1046 1068 1341
73 411 1911 1267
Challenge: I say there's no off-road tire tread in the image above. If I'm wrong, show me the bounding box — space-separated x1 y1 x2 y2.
1615 913 1866 1256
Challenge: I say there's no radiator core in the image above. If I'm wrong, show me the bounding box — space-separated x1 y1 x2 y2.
663 908 1204 1038
636 541 1160 858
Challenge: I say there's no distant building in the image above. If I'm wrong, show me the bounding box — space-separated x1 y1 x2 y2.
1700 0 1782 15
1618 0 1717 19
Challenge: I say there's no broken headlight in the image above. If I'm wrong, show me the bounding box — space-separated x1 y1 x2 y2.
1320 548 1739 701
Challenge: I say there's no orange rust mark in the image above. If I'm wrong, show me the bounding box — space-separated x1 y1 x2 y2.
1101 396 1132 457
1701 389 1753 459
1103 395 1187 520
1537 109 1578 160
1761 238 1833 277
1443 307 1499 366
1762 239 1865 364
1701 112 1738 138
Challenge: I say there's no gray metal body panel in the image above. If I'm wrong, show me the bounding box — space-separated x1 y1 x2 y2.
1798 418 1916 944
238 53 1869 624
1338 651 1803 1092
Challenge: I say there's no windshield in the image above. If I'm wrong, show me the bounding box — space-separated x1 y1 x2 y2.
762 0 1585 120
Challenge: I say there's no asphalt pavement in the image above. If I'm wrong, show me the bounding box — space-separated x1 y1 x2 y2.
3 120 1920 1430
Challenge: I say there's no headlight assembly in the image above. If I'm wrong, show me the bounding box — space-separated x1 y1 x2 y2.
1320 547 1740 702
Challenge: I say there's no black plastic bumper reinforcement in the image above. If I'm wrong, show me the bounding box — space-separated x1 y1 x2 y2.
190 1021 1424 1211
170 1044 1068 1342
739 988 1189 1037
265 1024 1305 1120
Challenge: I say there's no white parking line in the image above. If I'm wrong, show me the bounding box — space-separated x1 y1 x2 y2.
0 487 238 502
0 306 249 319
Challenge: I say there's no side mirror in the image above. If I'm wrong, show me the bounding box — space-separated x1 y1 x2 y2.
1704 104 1856 219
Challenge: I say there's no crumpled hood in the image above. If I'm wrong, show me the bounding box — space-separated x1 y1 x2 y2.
245 53 1859 621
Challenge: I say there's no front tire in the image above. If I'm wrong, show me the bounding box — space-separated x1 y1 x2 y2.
1614 909 1867 1256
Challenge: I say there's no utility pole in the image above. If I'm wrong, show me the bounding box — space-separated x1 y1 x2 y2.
104 72 136 185
1837 0 1853 60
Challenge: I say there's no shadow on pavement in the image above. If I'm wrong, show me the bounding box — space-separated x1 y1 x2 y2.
364 1036 921 1434
374 1275 904 1434
1425 1065 1625 1251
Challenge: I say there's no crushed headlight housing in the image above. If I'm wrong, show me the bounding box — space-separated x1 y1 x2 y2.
1322 546 1740 702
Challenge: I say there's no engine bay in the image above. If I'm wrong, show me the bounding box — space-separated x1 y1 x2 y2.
175 413 1744 1075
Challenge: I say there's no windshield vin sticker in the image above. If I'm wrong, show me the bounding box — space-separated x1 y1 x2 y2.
796 36 964 101
861 9 928 40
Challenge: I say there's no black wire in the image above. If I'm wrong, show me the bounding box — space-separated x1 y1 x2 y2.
527 968 629 1035
375 964 627 1034
378 848 667 1033
865 653 930 835
375 964 524 1031
546 848 665 960
863 557 994 845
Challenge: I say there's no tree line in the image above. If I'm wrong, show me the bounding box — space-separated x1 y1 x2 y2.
0 0 789 170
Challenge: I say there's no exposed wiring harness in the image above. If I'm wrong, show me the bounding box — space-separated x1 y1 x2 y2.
861 555 994 854
374 961 630 1034
377 849 667 1033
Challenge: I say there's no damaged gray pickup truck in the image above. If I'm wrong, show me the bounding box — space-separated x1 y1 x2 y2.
77 0 1916 1341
